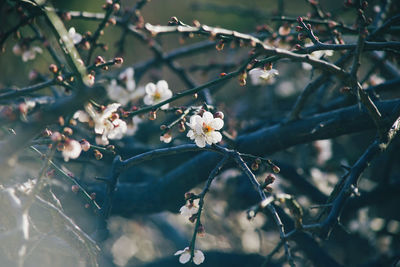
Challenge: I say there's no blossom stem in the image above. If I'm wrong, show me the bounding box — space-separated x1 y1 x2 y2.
29 146 101 210
189 155 228 259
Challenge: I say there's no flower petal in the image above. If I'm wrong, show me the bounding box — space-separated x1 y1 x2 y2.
210 118 224 130
193 250 205 265
179 252 191 264
202 111 213 123
210 131 222 143
187 130 194 138
174 248 187 256
145 82 156 95
157 80 169 91
195 137 206 148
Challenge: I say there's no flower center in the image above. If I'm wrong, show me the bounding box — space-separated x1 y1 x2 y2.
202 123 213 133
153 91 161 100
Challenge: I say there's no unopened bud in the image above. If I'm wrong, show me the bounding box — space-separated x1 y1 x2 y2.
80 139 91 151
192 20 201 27
90 192 96 200
297 16 303 23
251 162 259 171
169 16 179 25
42 128 52 137
214 111 224 119
114 57 123 65
113 3 120 12
94 149 103 160
278 25 291 36
239 71 247 86
272 165 280 173
95 56 105 65
49 64 58 73
108 18 116 25
81 41 90 50
149 110 157 120
197 224 206 237
265 174 276 185
71 185 79 193
216 41 224 51
51 132 62 142
178 121 186 132
63 127 73 136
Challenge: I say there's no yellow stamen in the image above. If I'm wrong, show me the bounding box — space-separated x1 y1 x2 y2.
154 91 161 100
202 123 213 133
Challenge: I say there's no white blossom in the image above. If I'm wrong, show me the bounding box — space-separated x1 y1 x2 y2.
179 199 199 217
107 68 145 106
187 111 223 148
302 42 334 70
13 44 43 62
174 247 205 265
160 133 172 143
249 68 279 85
68 27 82 45
84 103 127 145
107 118 127 140
62 139 82 162
143 80 173 109
73 110 90 123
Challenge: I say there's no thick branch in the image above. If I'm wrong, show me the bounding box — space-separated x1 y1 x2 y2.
96 99 400 215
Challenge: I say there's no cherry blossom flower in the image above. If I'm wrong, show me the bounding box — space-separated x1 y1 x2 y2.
302 42 333 70
62 139 82 162
107 68 145 106
143 80 173 109
179 199 199 217
249 68 279 85
187 111 224 148
160 132 172 143
84 103 127 145
174 247 205 265
68 27 82 45
86 74 95 86
13 44 43 62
